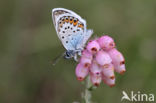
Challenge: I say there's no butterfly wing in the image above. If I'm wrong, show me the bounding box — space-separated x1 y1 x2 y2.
52 8 93 51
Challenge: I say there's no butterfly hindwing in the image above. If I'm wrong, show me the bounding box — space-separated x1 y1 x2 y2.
52 8 93 52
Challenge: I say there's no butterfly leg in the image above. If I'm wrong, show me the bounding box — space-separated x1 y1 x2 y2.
75 48 82 56
74 54 78 62
73 49 82 61
77 50 82 56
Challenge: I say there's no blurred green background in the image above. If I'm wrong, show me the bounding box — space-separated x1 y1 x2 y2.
0 0 156 103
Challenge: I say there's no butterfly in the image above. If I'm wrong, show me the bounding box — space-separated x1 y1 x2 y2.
52 8 93 61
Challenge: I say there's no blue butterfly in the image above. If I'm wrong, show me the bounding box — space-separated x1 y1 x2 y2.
52 8 93 61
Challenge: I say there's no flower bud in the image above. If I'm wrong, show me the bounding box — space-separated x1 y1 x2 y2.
96 50 112 66
75 63 89 81
101 64 115 79
86 40 100 54
98 35 115 50
90 73 102 86
108 48 126 74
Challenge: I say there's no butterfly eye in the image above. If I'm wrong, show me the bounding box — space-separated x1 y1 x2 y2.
64 51 72 59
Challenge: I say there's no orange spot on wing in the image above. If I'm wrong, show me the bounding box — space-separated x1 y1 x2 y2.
78 24 84 28
73 21 78 26
70 19 73 24
65 18 69 23
59 23 63 27
62 19 65 22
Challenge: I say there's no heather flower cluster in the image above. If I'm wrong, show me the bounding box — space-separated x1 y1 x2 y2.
75 35 126 87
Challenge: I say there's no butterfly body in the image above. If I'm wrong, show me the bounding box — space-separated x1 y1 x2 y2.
52 8 93 61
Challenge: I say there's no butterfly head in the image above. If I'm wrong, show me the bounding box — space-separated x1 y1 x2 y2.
64 50 75 59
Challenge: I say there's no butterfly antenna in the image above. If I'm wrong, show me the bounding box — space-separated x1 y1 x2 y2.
50 52 65 66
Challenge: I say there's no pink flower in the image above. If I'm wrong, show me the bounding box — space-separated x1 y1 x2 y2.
98 35 115 51
90 61 101 75
102 76 115 87
82 50 93 59
108 48 126 74
75 35 126 87
75 63 89 81
90 73 102 86
86 40 100 54
101 63 115 79
80 50 93 68
80 56 92 68
96 50 112 66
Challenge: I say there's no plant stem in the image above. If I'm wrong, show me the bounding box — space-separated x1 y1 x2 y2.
84 76 92 103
